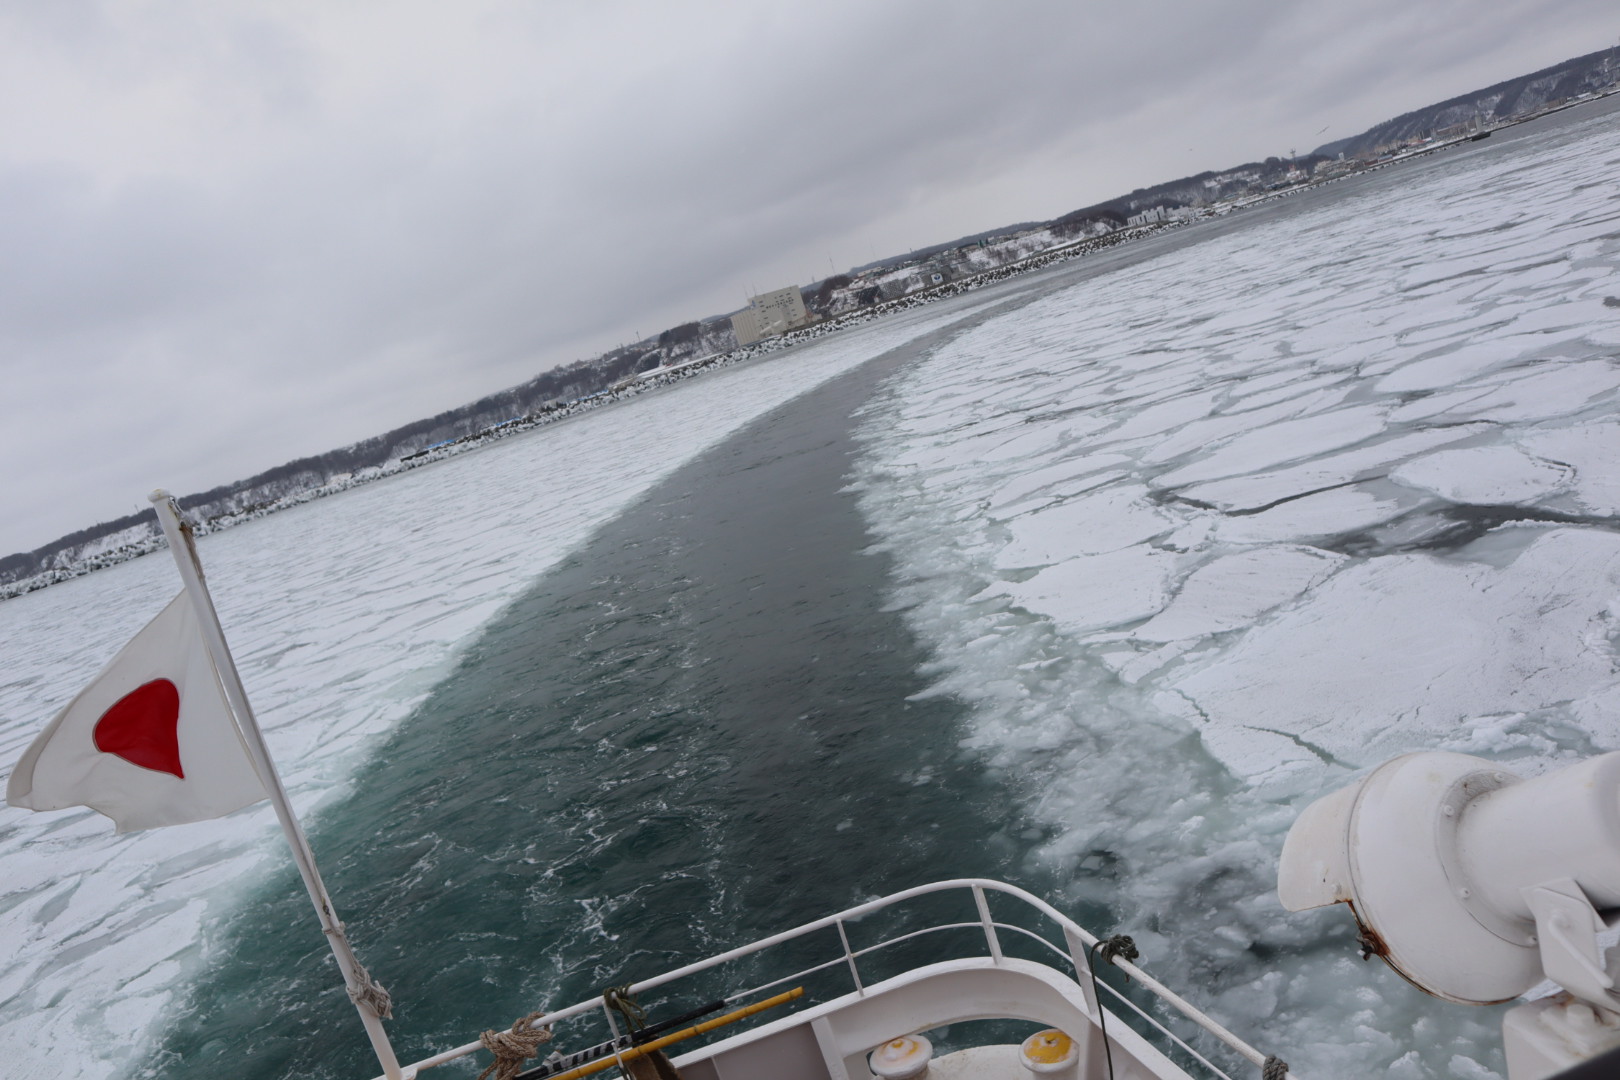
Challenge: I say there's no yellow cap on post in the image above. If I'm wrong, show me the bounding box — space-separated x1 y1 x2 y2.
869 1034 932 1079
1020 1029 1078 1073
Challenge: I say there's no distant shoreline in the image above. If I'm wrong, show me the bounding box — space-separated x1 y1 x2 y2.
0 218 1183 604
9 83 1618 605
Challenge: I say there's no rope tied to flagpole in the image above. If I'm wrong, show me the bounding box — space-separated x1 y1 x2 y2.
323 917 394 1019
347 966 394 1021
477 1012 553 1080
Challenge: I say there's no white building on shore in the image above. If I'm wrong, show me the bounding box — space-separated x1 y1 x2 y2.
731 286 813 345
1126 205 1196 227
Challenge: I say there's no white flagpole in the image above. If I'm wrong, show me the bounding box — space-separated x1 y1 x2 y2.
149 490 403 1080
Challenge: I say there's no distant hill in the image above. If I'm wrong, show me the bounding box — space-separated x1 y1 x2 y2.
850 221 1044 274
1044 155 1325 230
1315 46 1620 159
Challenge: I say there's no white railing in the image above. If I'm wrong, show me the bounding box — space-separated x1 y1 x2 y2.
381 878 1293 1080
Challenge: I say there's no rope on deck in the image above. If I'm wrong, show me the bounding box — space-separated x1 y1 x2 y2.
477 1011 554 1080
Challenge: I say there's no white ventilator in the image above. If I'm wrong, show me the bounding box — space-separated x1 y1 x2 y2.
1279 751 1620 1079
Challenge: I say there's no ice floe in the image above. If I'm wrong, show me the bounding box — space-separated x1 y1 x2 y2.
996 486 1173 564
1390 445 1571 503
989 545 1177 635
1131 546 1344 643
1169 527 1620 783
1515 420 1620 514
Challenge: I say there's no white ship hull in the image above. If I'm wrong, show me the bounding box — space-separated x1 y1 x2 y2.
393 879 1287 1080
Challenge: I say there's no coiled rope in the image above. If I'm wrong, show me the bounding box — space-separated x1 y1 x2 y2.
1262 1054 1290 1080
602 983 686 1080
603 984 648 1031
477 1011 554 1080
1093 934 1139 977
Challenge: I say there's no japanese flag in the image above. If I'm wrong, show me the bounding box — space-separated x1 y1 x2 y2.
7 591 268 832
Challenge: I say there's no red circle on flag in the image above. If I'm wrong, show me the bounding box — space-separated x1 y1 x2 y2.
93 678 185 778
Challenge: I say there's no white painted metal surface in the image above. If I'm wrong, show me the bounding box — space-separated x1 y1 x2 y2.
1504 996 1620 1080
381 879 1293 1080
1279 750 1620 1080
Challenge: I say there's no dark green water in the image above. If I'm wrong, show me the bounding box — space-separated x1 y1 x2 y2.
142 341 1066 1079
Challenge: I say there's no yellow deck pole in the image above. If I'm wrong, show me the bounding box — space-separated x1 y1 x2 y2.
545 987 805 1080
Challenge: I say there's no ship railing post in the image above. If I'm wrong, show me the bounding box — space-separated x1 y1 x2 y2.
1063 926 1099 1019
599 1000 633 1076
1063 925 1111 1078
972 885 1003 964
835 919 864 996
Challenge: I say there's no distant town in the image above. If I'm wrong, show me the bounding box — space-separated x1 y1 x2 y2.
4 45 1617 601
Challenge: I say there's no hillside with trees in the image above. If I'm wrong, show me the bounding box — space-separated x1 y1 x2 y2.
1315 46 1620 159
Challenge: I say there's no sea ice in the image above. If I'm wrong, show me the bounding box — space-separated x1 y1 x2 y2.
1131 546 1344 643
1515 420 1620 515
987 454 1132 513
1170 528 1620 785
1154 405 1389 487
853 104 1620 1080
1457 359 1620 423
1176 425 1492 512
995 486 1172 565
988 545 1176 636
1372 340 1524 393
1390 446 1571 503
1211 486 1406 544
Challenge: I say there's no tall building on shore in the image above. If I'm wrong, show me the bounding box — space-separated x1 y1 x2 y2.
731 286 813 346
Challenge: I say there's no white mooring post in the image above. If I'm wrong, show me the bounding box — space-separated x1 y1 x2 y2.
150 490 403 1080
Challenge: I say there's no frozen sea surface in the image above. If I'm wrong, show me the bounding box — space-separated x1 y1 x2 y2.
0 298 994 1080
849 105 1620 1076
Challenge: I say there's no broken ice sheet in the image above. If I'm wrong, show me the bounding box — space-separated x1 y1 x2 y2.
1390 445 1571 503
1154 404 1390 487
849 108 1620 1079
1168 528 1620 786
987 454 1132 514
1173 425 1493 512
1372 339 1525 393
995 485 1172 564
1515 420 1620 515
1212 487 1406 545
1132 546 1345 643
987 545 1177 635
1456 358 1620 423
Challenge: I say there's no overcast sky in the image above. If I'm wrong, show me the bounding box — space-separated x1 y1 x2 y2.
2 1 1616 557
